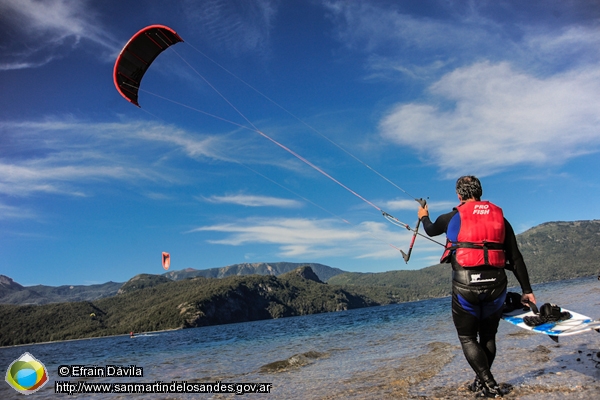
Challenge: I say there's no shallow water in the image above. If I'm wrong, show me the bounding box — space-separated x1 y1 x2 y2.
1 277 598 399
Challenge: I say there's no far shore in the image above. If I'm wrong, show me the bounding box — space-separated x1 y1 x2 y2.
2 327 182 349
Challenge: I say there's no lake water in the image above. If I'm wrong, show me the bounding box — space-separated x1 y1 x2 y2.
2 277 599 399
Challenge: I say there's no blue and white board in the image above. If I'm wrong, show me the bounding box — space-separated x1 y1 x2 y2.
502 307 600 338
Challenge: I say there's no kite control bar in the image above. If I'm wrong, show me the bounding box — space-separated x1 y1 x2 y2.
400 198 427 263
382 198 443 263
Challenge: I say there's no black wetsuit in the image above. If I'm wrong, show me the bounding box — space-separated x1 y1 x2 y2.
422 207 533 387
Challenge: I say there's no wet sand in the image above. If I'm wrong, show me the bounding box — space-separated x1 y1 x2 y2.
253 278 600 399
325 279 600 399
271 330 599 399
409 332 600 399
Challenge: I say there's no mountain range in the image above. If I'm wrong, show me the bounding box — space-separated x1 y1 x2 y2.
1 220 599 306
0 262 344 305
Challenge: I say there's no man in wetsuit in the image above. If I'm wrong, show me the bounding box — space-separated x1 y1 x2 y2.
418 176 536 398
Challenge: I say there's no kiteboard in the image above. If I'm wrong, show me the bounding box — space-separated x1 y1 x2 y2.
502 306 600 341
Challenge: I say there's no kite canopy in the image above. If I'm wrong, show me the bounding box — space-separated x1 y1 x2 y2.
113 25 183 107
162 252 170 270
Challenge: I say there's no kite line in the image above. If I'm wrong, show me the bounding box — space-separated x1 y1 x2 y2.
113 25 445 262
168 45 444 251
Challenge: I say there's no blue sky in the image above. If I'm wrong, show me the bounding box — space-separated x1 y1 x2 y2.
1 0 600 286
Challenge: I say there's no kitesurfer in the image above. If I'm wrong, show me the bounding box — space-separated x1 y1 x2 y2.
130 331 135 338
417 176 536 398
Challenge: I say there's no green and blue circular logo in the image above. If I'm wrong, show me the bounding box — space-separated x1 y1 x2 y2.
5 352 49 395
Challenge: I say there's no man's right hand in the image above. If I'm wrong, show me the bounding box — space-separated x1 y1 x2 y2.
522 292 536 307
418 205 429 220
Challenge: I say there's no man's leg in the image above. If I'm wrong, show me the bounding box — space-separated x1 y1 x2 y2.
478 288 506 369
452 293 499 388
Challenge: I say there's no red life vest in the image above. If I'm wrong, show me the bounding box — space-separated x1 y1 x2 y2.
441 201 506 268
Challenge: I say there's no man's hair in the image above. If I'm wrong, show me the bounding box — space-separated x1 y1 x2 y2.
456 176 482 201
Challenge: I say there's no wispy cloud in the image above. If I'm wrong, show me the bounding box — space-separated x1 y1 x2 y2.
0 163 131 197
188 217 415 260
0 118 222 196
0 0 120 70
323 1 600 81
322 1 512 80
522 25 600 69
0 117 309 197
325 1 485 52
144 192 174 201
0 202 36 220
182 0 278 56
203 194 302 208
382 198 456 212
379 61 600 176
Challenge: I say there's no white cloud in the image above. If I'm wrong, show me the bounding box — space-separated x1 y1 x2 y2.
379 61 600 176
380 198 419 211
0 0 119 70
188 217 417 260
324 2 600 177
203 194 302 208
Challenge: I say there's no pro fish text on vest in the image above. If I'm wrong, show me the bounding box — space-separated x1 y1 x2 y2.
473 204 490 214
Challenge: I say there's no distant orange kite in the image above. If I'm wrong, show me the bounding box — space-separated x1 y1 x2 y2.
162 252 170 270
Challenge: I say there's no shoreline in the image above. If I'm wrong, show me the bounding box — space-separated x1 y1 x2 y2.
1 327 182 349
